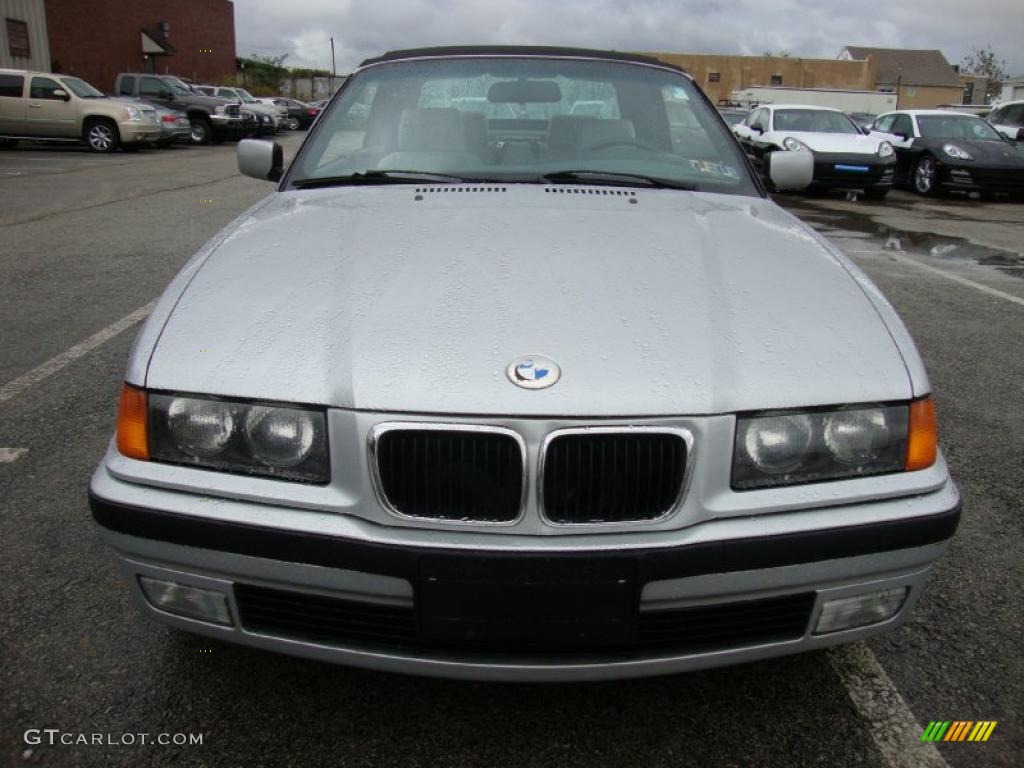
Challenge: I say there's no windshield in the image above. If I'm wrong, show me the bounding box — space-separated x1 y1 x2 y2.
159 76 194 96
773 109 860 134
235 88 259 103
290 57 756 195
917 115 1003 141
59 77 103 98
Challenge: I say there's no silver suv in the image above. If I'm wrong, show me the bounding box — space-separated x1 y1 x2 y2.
0 69 158 152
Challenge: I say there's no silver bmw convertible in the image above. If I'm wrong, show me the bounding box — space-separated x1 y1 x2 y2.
90 47 960 681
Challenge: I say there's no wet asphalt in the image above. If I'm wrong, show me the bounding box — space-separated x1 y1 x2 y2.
0 136 1021 768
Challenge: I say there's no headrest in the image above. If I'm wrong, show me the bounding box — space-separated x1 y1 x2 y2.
578 119 636 150
398 108 466 152
547 115 597 151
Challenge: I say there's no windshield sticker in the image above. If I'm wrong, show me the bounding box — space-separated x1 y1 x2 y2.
669 86 690 101
689 159 740 179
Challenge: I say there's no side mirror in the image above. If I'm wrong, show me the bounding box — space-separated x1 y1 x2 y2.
750 125 763 134
52 89 70 101
238 139 283 182
159 89 173 99
766 150 814 191
893 132 908 141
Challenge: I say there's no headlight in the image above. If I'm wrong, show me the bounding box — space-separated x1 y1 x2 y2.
782 137 811 152
742 413 814 474
877 141 894 158
244 406 316 467
943 143 972 160
732 404 912 489
148 393 329 483
214 104 227 115
123 106 143 122
167 398 234 458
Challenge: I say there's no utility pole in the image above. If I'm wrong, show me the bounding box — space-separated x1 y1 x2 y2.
330 36 337 95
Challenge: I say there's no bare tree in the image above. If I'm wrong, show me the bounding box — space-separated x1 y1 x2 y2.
961 45 1007 104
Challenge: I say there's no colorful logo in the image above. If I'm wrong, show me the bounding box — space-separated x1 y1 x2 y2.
507 354 561 390
921 721 997 742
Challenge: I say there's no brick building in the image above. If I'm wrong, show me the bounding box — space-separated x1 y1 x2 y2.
43 0 236 92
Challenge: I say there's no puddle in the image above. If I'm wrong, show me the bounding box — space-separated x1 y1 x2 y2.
782 200 1024 277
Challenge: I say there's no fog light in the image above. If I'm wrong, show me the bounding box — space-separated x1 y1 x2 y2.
814 588 907 634
139 576 232 625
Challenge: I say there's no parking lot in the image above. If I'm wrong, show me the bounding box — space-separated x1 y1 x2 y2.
1 134 1021 768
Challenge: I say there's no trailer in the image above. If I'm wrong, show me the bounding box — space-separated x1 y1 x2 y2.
728 86 897 115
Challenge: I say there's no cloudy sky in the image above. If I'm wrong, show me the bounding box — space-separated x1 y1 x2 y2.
233 0 1023 76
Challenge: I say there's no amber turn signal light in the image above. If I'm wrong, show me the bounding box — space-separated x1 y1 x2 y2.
905 396 937 471
116 383 149 461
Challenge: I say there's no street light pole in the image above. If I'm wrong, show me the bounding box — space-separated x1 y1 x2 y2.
330 36 336 95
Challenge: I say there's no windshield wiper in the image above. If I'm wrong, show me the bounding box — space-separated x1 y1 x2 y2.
291 170 467 189
540 170 697 191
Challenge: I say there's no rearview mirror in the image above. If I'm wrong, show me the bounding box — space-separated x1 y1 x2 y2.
238 139 283 182
488 80 561 103
766 150 813 191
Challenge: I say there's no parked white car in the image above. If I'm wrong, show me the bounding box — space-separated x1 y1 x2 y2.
733 104 896 198
987 100 1024 141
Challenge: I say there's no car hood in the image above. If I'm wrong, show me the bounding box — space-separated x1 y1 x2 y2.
242 103 279 116
183 93 233 109
781 131 882 155
146 186 914 416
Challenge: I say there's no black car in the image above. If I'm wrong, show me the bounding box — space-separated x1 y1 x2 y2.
271 97 321 130
869 110 1024 196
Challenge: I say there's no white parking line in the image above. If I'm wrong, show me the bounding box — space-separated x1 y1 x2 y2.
0 301 155 405
848 248 1024 309
829 644 948 768
0 447 29 462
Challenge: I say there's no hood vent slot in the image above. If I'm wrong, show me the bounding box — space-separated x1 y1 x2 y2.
544 187 637 202
544 187 635 196
414 186 507 199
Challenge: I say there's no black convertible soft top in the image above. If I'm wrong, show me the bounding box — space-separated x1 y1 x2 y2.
358 45 686 73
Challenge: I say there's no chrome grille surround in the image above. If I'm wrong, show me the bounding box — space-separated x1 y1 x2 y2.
538 426 695 526
368 422 529 526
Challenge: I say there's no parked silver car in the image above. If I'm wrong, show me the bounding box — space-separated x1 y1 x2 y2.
113 98 189 148
90 47 959 682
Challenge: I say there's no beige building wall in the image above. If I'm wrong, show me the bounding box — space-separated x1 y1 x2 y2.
638 52 876 104
892 85 964 108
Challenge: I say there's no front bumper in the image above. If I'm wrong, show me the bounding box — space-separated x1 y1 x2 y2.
937 161 1024 195
811 152 897 189
90 461 960 681
209 114 247 139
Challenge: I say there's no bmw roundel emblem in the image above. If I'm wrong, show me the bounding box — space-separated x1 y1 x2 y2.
507 354 561 390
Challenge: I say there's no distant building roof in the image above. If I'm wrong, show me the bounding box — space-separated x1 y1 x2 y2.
842 47 961 87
